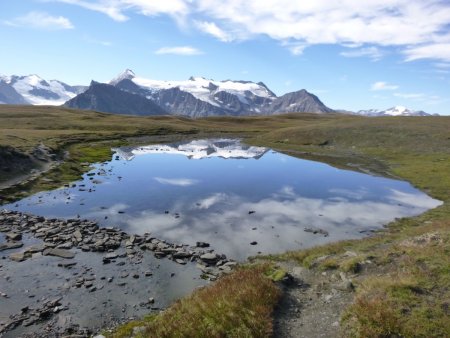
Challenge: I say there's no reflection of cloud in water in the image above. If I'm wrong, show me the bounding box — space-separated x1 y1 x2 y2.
121 188 441 261
194 193 228 209
273 186 296 198
154 177 199 187
388 189 443 209
329 187 369 200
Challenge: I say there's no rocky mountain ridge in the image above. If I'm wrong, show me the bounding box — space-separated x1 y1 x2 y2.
65 69 333 117
0 74 86 105
0 70 432 117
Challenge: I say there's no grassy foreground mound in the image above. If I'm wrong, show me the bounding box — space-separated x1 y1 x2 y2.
0 105 449 337
110 266 281 338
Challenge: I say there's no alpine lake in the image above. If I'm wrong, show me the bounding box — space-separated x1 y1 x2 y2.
0 139 441 337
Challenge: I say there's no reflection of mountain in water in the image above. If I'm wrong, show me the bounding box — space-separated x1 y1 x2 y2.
113 139 268 161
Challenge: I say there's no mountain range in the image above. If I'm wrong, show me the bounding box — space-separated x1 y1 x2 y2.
65 69 333 117
0 74 86 105
356 106 431 117
0 70 432 117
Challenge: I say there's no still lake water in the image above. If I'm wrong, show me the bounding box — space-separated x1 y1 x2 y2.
4 139 441 260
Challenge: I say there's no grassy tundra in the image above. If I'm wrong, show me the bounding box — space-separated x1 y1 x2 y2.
0 105 449 337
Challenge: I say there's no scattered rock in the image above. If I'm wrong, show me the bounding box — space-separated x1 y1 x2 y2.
57 262 77 268
0 241 23 251
42 248 75 259
200 253 218 261
304 227 329 237
5 232 22 241
10 251 28 262
196 241 210 248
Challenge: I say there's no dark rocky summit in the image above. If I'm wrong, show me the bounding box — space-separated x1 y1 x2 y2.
64 81 167 116
267 89 334 114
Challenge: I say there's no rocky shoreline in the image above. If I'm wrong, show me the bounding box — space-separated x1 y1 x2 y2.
0 209 236 337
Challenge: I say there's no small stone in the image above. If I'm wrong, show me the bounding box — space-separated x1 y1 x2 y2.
196 242 210 248
58 262 77 268
43 248 75 259
10 251 28 262
6 232 22 241
200 253 218 261
0 241 23 251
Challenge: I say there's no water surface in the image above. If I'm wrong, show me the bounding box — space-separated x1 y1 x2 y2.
4 139 441 260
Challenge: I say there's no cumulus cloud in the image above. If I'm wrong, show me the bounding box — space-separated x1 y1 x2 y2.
155 46 203 55
4 11 74 29
51 0 450 61
371 81 399 91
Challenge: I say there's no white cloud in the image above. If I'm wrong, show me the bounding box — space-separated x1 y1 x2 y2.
340 46 383 61
154 177 199 186
50 0 450 61
52 0 188 21
4 11 74 29
371 81 399 91
404 43 450 62
195 20 234 42
284 42 307 55
155 46 203 55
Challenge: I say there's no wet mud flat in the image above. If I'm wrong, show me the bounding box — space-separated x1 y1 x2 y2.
0 210 236 337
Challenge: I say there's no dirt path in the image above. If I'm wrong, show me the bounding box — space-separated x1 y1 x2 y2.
273 262 355 338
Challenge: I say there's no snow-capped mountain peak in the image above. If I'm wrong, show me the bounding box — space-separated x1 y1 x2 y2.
108 69 280 116
109 69 136 85
0 73 86 105
384 106 409 116
111 70 276 101
357 106 430 117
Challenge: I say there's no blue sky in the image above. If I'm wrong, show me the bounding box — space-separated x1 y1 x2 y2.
0 0 449 115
